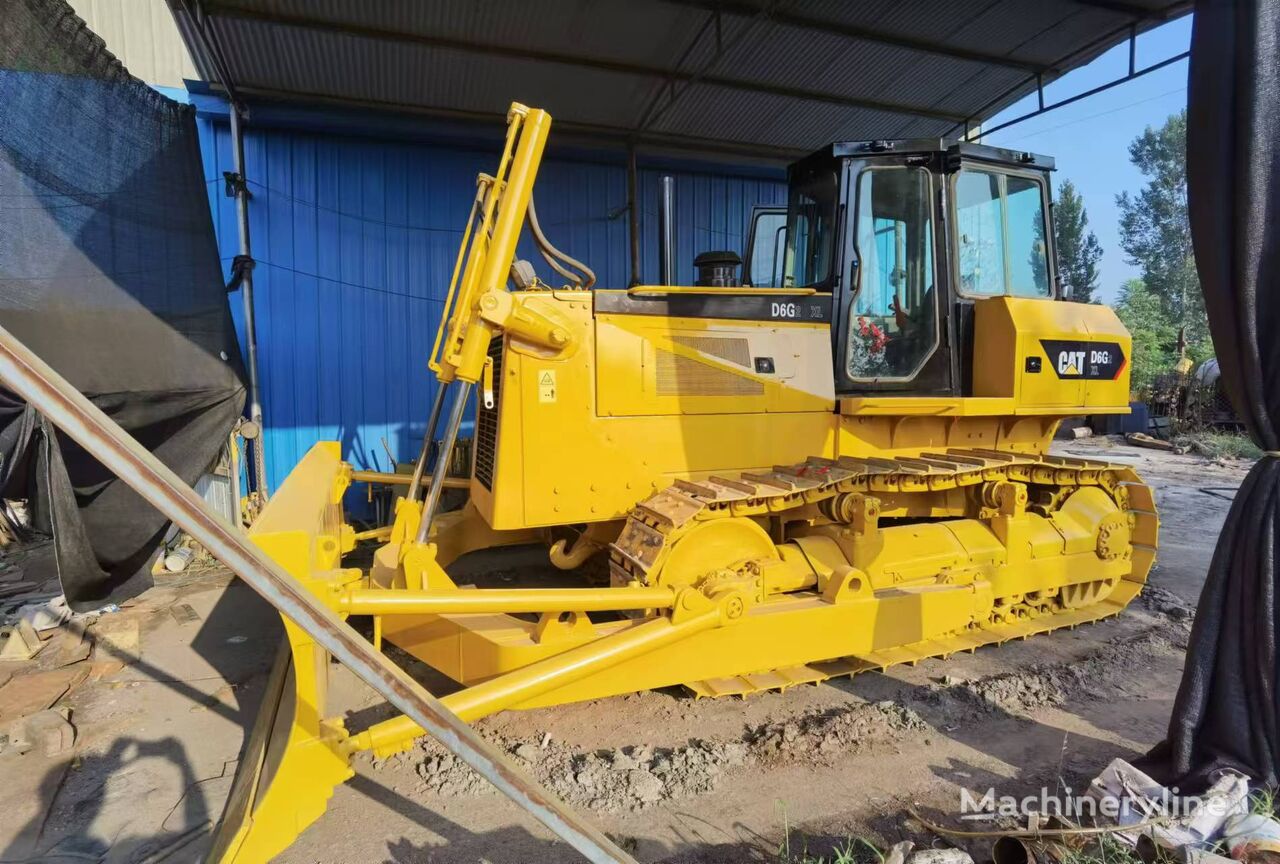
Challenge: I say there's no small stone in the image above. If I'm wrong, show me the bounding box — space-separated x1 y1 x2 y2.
720 742 748 767
514 742 541 763
611 749 640 771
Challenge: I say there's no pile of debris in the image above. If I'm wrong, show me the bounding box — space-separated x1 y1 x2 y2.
912 758 1278 864
0 543 140 759
383 699 931 814
748 700 929 764
1083 758 1269 864
408 731 753 813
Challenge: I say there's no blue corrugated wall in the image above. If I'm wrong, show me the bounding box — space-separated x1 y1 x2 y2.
196 117 786 497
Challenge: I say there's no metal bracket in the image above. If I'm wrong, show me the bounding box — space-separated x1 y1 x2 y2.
225 254 256 293
223 170 251 199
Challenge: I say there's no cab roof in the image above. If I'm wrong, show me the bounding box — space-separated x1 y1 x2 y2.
799 139 1055 172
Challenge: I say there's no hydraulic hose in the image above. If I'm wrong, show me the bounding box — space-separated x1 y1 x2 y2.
527 197 597 289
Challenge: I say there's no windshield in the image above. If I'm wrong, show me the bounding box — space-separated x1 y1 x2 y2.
953 168 1051 297
783 168 837 288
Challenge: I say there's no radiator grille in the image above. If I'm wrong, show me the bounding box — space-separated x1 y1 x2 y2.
669 334 752 367
655 349 764 396
474 337 503 490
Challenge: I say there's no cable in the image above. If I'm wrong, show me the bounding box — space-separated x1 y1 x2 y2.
201 176 468 235
992 86 1186 146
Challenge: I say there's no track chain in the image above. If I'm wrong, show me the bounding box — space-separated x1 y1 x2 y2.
609 447 1157 590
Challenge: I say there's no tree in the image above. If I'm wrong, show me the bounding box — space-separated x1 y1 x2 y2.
1054 180 1103 303
1113 278 1178 392
1115 111 1209 350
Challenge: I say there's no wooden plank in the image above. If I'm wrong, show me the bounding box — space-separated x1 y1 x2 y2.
0 666 88 724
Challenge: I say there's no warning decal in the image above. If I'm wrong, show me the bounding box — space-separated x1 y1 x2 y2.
538 370 557 403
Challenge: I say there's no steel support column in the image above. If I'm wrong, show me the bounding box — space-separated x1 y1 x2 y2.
228 104 268 498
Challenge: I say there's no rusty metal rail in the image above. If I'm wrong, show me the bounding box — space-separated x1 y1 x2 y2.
0 324 636 864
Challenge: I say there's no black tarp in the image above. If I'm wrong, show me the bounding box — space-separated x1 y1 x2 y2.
1143 0 1280 787
0 0 246 610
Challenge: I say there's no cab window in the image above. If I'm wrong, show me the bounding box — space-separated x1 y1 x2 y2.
745 208 787 286
847 167 938 381
953 168 1051 297
783 170 837 287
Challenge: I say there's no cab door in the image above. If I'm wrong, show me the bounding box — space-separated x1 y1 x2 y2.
835 155 954 395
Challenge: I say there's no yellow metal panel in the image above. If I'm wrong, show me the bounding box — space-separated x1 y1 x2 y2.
972 297 1132 411
474 292 838 530
1080 305 1135 409
840 396 1018 416
595 314 834 416
838 413 1051 458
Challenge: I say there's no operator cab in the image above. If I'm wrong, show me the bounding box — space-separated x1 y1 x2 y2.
743 140 1058 397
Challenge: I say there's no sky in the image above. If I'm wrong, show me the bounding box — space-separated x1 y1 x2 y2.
982 15 1192 304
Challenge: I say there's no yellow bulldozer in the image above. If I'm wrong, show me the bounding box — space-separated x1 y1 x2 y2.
212 103 1158 861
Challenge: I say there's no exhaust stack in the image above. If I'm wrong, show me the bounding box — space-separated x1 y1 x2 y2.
659 175 676 285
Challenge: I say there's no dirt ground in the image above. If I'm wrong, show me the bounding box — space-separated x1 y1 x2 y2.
0 437 1250 863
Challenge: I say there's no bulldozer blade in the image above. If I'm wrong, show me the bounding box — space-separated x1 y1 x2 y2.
0 324 636 864
207 640 353 864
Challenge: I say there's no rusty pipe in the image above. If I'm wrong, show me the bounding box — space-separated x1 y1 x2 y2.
351 469 469 490
993 836 1070 864
0 323 635 864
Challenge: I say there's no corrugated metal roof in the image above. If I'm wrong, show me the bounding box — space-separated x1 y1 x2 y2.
170 0 1190 159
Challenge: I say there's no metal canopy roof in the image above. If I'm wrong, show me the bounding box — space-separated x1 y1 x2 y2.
170 0 1191 160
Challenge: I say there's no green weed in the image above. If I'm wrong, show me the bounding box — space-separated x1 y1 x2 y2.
1175 430 1261 461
